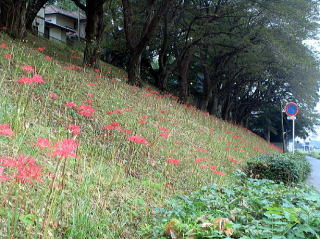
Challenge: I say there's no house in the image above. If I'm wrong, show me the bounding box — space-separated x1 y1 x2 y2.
33 5 86 43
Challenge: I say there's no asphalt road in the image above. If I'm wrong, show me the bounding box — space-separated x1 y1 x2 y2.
306 156 320 190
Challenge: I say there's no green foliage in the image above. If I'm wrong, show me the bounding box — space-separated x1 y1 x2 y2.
245 153 311 184
141 171 320 239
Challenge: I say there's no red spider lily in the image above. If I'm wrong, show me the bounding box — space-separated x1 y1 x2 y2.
52 138 78 158
3 53 12 59
87 82 99 86
141 115 148 120
127 135 147 144
173 142 182 145
144 92 153 97
17 75 45 85
49 93 58 99
78 104 95 117
87 93 93 98
117 127 132 134
159 132 169 139
95 74 102 78
195 158 211 163
139 120 147 125
0 43 7 49
44 56 52 61
166 158 181 165
84 98 92 103
36 138 51 149
15 158 42 184
37 47 46 52
32 75 45 83
21 65 35 73
0 166 10 181
233 135 241 139
227 156 239 163
159 126 170 132
65 102 77 108
196 148 209 153
212 170 226 176
209 128 215 133
104 122 120 130
159 118 166 122
160 110 166 113
68 124 81 136
95 68 101 72
0 124 14 136
0 26 7 30
0 155 43 184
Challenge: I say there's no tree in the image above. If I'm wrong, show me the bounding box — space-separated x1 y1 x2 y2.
72 0 109 68
121 0 174 86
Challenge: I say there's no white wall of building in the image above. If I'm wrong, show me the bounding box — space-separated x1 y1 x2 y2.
46 15 56 24
55 15 75 29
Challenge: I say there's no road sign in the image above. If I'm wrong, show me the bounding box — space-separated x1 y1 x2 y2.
287 116 296 120
285 102 299 116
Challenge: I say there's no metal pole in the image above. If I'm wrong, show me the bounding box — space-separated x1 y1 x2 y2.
292 119 295 153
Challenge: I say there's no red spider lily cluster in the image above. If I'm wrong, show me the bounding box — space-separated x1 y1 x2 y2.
0 124 14 136
68 124 81 136
0 155 42 184
17 75 45 85
127 135 148 145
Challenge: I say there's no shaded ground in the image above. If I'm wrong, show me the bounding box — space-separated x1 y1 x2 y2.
306 156 320 190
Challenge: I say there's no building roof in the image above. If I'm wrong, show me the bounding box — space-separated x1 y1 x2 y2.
45 5 86 21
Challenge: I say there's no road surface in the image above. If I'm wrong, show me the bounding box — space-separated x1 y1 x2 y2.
306 156 320 190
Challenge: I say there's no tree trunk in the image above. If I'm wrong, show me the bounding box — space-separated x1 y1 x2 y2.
128 52 142 86
0 0 28 39
209 94 219 116
26 0 48 31
178 48 193 103
200 64 212 111
83 0 105 68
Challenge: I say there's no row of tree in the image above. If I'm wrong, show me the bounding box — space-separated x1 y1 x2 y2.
1 0 319 141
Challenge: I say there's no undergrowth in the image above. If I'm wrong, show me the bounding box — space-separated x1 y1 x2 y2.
0 31 281 238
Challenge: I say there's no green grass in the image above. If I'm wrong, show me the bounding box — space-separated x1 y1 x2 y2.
0 32 281 238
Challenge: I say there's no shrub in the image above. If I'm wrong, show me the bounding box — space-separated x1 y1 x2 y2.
140 171 320 239
245 153 311 184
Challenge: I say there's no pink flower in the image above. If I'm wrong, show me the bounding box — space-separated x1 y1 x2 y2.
3 53 12 59
21 65 35 73
87 82 99 86
212 170 225 176
87 93 93 98
0 43 7 49
159 132 169 139
196 148 209 153
127 135 147 145
0 124 14 136
78 104 95 117
32 75 45 83
65 102 77 108
52 138 78 158
68 124 80 136
195 158 211 163
139 120 147 125
15 155 42 184
166 158 181 165
173 142 182 145
44 56 52 61
159 126 170 132
36 138 51 149
49 93 58 99
37 47 46 52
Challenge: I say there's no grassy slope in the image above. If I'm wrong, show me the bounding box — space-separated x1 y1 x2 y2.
0 32 281 238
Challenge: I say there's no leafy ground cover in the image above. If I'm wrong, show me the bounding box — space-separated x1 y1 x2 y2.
0 32 281 238
141 171 320 239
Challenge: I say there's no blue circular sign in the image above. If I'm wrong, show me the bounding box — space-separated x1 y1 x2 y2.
285 102 298 116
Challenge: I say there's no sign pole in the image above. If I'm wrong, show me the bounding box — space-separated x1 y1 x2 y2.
292 119 295 153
